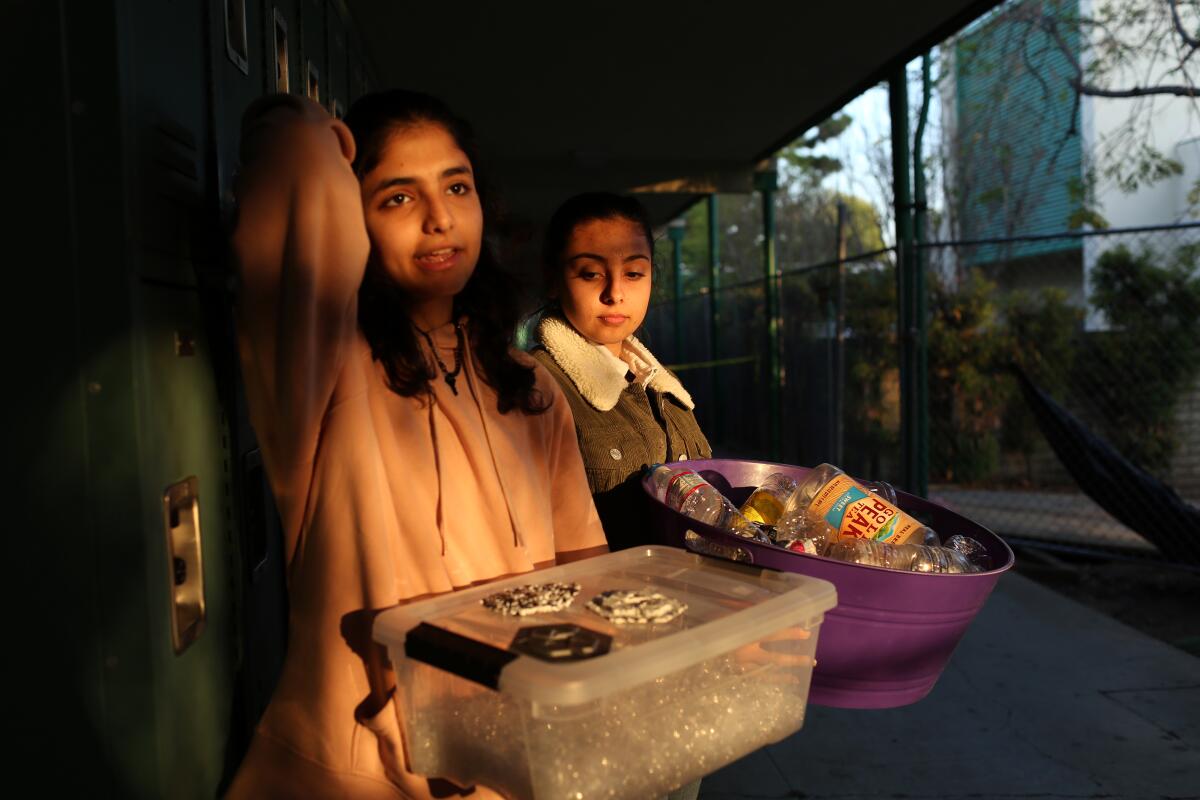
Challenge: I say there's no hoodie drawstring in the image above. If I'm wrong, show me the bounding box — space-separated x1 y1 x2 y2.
462 339 525 550
427 395 447 556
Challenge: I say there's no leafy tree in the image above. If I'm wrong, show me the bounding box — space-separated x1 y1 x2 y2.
659 113 883 295
779 114 854 191
947 0 1200 236
927 270 1012 482
999 287 1084 481
778 193 886 270
841 262 901 478
1077 243 1200 470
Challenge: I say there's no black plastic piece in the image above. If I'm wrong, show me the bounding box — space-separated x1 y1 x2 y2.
511 623 612 662
405 622 519 690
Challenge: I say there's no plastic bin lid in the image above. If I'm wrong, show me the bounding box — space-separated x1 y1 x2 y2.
374 546 837 707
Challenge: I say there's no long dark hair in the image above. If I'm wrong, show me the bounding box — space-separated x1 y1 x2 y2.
541 191 657 297
345 89 545 414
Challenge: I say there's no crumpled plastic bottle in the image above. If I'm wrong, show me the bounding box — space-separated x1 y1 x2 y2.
825 538 984 573
738 472 799 526
647 464 765 541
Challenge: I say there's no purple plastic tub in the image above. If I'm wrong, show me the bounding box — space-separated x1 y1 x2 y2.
641 459 1014 709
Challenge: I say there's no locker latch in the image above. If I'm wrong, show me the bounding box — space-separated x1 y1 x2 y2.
162 477 206 654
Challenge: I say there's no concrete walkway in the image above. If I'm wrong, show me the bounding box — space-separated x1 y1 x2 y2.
699 573 1200 799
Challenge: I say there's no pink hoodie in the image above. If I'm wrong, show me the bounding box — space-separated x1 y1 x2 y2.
224 97 606 799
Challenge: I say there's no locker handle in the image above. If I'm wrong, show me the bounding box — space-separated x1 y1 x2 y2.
163 477 206 654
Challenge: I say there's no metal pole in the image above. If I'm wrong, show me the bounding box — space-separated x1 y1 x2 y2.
755 169 782 461
707 195 722 447
912 53 932 498
668 219 687 363
890 66 918 493
834 200 847 466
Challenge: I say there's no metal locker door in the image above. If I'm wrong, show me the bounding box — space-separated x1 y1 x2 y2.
324 0 350 118
208 0 292 776
127 280 238 797
266 0 305 96
299 0 327 106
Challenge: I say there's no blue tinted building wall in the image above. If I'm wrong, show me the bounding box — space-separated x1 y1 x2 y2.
954 5 1083 263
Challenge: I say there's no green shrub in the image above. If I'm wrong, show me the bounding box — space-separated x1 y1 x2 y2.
928 270 1011 482
842 264 900 476
1000 287 1083 480
1078 244 1200 471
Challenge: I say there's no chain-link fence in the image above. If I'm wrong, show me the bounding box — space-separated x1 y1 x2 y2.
644 222 1200 564
924 223 1200 561
643 246 899 473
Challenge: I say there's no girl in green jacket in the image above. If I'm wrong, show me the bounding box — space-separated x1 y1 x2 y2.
532 192 713 553
532 191 710 800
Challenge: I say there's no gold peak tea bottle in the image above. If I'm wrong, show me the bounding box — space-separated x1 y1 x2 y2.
792 464 937 546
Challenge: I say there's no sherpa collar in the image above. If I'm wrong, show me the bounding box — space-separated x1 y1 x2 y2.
536 315 695 412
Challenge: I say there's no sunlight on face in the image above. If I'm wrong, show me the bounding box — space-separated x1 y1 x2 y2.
558 217 653 354
360 123 483 320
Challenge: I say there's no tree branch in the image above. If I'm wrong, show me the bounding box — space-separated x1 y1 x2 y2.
1168 0 1200 50
1035 7 1200 99
1071 79 1200 97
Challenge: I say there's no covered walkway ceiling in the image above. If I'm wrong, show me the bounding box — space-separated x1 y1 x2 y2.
347 1 1000 229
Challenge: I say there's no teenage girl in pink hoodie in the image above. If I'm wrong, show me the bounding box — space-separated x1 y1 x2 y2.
225 91 606 799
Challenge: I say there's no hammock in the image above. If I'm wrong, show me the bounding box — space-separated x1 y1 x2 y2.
1013 366 1200 566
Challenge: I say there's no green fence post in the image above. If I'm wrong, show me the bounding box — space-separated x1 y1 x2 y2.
755 169 782 461
668 218 687 363
707 194 722 447
834 200 847 466
912 53 932 498
890 65 919 494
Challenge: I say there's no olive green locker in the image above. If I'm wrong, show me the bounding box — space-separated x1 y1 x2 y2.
208 0 292 769
299 0 327 106
14 0 236 795
263 0 304 96
325 1 350 117
12 1 372 793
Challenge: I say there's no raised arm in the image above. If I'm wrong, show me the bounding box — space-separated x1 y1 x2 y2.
231 95 369 505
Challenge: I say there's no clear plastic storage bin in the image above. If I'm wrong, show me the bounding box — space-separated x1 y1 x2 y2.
373 546 837 799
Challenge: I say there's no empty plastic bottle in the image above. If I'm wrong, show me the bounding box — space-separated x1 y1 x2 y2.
826 538 982 574
944 534 993 571
647 464 764 540
771 506 837 555
739 473 799 526
788 463 939 547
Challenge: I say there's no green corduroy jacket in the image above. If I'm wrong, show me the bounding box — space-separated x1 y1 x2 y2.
532 315 711 549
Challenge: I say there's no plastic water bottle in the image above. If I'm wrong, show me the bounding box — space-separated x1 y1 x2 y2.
945 534 993 571
771 506 837 555
826 539 983 574
788 463 939 547
739 473 799 526
647 464 763 540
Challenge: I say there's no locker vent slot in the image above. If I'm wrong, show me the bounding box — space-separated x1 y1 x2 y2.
224 0 249 74
306 61 320 104
273 9 289 93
